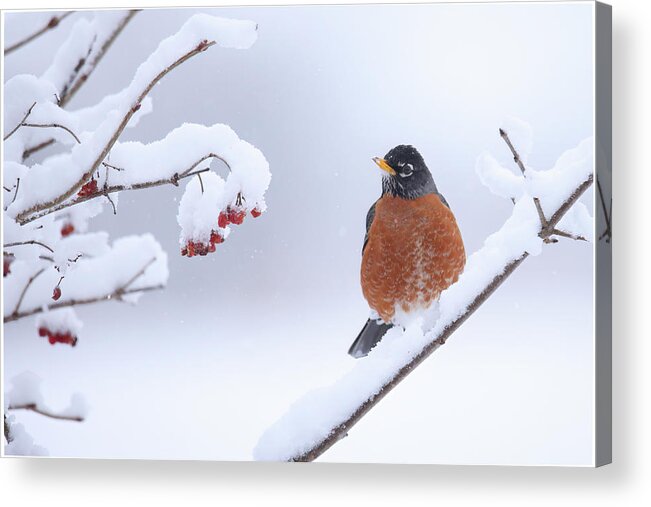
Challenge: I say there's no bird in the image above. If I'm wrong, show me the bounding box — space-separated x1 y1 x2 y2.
348 145 466 358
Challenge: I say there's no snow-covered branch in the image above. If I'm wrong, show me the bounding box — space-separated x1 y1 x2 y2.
7 14 258 225
57 10 140 108
6 372 87 425
4 11 74 56
254 131 593 462
3 235 168 324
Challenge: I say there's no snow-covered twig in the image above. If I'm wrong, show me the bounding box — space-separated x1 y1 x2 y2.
499 128 585 244
11 268 46 318
15 40 217 224
20 155 223 224
4 285 164 324
4 251 165 324
4 12 74 56
7 403 84 422
58 10 140 108
254 133 593 462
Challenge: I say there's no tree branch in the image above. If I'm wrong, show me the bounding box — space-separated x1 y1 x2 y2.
4 12 74 56
280 174 594 463
3 284 164 324
7 403 84 422
16 39 217 224
4 256 164 323
59 10 140 108
4 240 55 253
18 154 219 225
21 11 140 160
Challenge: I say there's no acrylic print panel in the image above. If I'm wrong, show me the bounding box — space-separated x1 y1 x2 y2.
2 1 608 465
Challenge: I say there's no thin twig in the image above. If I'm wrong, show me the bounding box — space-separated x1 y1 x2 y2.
20 122 81 144
499 128 527 175
22 139 55 160
3 102 36 141
3 240 54 253
4 12 74 55
7 403 84 423
550 228 587 242
3 284 164 323
499 129 549 229
10 178 21 207
11 267 46 317
197 172 205 194
102 162 124 171
16 39 217 224
117 257 156 294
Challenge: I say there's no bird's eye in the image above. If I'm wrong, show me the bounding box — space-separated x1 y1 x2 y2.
399 163 414 178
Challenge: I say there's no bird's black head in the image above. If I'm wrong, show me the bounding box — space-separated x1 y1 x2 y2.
373 145 438 199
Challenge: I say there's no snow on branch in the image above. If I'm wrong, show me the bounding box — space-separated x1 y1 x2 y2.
253 130 594 462
4 11 75 56
7 14 258 224
17 123 271 232
3 234 168 324
6 372 88 425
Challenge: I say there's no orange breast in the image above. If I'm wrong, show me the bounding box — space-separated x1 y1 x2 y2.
361 193 466 323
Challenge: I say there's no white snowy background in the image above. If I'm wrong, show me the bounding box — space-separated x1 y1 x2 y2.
3 2 594 464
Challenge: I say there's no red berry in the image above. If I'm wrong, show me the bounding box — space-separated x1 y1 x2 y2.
227 206 245 225
210 231 224 245
187 242 195 257
61 223 75 237
218 211 229 228
38 327 49 337
48 335 56 345
3 254 13 277
52 287 62 301
77 179 98 198
181 246 188 256
250 207 263 218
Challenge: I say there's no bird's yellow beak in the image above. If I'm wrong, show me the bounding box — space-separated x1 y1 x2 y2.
373 157 396 176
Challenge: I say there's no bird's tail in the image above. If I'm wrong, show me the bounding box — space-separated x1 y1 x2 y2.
348 319 393 358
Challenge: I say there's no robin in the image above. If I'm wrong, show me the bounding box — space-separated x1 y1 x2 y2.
348 145 466 358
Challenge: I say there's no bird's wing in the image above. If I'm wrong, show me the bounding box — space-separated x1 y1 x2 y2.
362 199 378 254
437 191 450 209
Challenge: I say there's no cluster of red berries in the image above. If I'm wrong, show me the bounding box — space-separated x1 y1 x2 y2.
181 205 263 257
181 230 224 257
3 253 13 277
60 223 75 237
38 327 77 347
218 205 263 227
78 179 98 198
